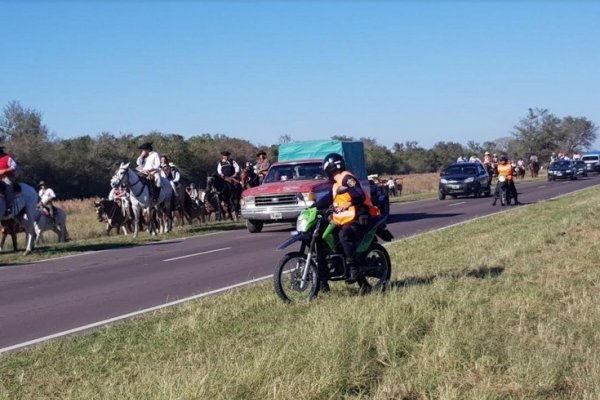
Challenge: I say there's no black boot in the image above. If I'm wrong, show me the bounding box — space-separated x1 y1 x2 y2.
152 187 160 203
345 258 360 284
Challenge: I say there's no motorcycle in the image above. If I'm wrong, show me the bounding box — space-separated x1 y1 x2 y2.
494 175 513 206
273 207 394 302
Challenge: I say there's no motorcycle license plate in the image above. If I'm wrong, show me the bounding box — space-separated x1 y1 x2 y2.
270 212 283 220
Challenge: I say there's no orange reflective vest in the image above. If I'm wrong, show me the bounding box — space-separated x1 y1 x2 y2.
497 163 513 180
332 171 380 226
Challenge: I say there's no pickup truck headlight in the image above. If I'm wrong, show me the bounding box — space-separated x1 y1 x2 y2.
464 177 474 183
242 196 255 208
566 169 572 173
300 192 316 206
440 178 448 184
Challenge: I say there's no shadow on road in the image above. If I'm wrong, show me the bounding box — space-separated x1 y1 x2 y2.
389 266 504 290
387 212 462 223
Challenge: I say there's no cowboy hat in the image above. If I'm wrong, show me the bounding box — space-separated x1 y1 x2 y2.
138 142 153 150
256 150 267 157
220 151 231 156
39 180 46 187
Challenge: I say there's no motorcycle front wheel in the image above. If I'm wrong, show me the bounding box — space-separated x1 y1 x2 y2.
361 243 392 291
273 251 320 303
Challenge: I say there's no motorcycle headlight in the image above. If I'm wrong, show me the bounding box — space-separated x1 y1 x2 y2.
440 178 448 184
464 177 474 183
296 213 310 232
498 175 506 182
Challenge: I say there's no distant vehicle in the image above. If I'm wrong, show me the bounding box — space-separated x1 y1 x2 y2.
581 151 600 173
548 160 577 181
438 162 491 200
573 160 588 178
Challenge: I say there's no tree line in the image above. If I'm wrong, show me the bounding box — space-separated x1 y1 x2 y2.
1 102 596 200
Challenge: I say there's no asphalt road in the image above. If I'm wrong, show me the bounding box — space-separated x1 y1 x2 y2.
1 175 598 352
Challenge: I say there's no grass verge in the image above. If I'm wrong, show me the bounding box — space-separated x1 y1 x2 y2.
1 185 599 399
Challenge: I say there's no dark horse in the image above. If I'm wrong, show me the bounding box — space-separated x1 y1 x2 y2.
207 174 241 221
240 162 260 190
529 160 540 178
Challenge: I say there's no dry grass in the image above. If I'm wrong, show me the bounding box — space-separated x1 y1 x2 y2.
1 186 599 399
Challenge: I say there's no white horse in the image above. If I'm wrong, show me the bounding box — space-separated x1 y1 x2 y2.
34 207 68 244
0 182 38 255
110 163 173 237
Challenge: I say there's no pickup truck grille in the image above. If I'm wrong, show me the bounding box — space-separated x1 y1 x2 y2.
255 194 298 207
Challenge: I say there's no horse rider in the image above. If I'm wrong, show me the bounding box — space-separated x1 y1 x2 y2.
38 181 57 220
314 153 380 284
254 150 270 183
217 151 241 184
492 155 521 205
186 183 201 207
456 154 467 163
483 151 492 165
108 183 130 217
0 146 17 216
469 153 482 164
160 155 180 197
136 142 161 203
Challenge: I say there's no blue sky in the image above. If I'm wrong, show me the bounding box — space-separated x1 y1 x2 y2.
1 1 599 149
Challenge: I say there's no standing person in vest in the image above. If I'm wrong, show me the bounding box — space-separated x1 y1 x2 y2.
492 154 521 205
136 142 161 203
0 146 17 216
217 151 240 183
317 153 380 284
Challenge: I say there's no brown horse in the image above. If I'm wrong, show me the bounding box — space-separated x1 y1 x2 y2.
0 219 23 252
529 161 540 178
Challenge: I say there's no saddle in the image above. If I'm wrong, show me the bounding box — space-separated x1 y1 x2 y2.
0 181 22 195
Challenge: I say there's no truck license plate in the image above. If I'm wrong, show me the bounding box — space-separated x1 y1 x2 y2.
449 184 460 189
270 212 283 220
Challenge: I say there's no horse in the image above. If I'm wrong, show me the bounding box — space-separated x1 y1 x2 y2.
515 164 526 179
0 182 38 255
35 206 69 244
206 174 240 221
200 189 221 222
178 189 206 225
95 199 133 235
110 163 173 237
240 162 260 190
0 219 23 252
529 160 540 178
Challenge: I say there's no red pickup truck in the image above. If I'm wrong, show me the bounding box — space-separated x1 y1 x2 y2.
240 140 388 233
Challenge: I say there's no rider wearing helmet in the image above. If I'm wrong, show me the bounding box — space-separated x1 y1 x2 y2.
317 153 380 283
493 154 520 205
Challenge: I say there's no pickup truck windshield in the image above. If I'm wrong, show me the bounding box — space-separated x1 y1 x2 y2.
264 163 327 184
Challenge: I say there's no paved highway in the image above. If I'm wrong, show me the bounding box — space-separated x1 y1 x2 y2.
1 175 598 352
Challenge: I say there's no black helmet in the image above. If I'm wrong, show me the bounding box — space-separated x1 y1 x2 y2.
323 153 346 179
500 155 508 163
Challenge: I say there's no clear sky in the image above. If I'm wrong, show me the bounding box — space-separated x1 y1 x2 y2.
1 1 599 150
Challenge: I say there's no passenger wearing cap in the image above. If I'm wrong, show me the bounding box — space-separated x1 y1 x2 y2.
38 181 57 220
0 146 17 216
217 151 240 181
483 151 492 165
136 142 162 202
160 155 180 197
254 150 270 183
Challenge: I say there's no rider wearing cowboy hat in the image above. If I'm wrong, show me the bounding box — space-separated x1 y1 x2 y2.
254 150 270 182
38 181 57 220
136 142 162 203
217 151 241 183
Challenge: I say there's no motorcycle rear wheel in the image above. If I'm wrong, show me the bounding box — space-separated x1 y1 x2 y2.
274 251 319 303
361 243 392 291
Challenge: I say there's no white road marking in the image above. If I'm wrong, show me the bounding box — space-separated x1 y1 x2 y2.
537 185 546 188
448 201 466 207
163 247 231 262
0 273 272 354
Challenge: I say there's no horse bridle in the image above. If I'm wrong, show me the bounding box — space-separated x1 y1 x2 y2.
117 168 146 198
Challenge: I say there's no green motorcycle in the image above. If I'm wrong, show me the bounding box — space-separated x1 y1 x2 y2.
273 207 394 302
